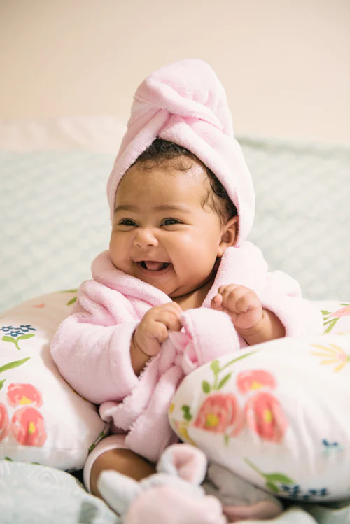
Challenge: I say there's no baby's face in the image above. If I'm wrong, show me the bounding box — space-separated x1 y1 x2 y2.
110 157 234 299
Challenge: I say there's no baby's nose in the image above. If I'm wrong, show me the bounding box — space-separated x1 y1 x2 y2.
134 228 158 248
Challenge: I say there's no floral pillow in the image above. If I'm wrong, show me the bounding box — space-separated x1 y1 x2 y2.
169 300 350 502
318 301 350 333
0 291 107 470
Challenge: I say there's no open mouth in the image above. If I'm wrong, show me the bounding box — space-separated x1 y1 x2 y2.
139 261 170 272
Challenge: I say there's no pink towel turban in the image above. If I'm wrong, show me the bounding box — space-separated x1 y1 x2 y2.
107 59 255 246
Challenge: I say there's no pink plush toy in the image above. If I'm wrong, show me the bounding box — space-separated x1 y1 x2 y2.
98 444 283 523
98 444 226 524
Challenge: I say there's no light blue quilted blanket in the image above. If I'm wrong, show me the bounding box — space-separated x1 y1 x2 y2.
0 460 117 524
1 460 350 524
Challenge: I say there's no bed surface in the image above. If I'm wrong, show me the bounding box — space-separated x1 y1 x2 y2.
2 460 350 524
0 460 118 524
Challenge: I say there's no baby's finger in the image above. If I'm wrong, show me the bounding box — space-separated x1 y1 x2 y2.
134 323 162 356
229 289 259 314
217 285 241 306
217 284 240 300
162 302 183 317
152 321 170 344
211 294 223 310
157 310 182 332
223 287 251 312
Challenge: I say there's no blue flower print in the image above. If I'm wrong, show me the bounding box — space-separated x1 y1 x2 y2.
280 484 329 500
1 325 36 350
322 438 343 455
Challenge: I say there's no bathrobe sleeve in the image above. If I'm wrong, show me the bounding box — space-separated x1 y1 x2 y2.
260 270 324 337
173 250 323 372
50 279 140 404
210 244 323 339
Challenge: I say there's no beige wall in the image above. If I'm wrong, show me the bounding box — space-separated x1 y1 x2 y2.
1 0 349 144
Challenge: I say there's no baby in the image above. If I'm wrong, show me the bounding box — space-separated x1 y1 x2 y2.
51 60 322 519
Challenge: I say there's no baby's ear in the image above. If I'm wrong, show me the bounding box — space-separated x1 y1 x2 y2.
217 216 239 256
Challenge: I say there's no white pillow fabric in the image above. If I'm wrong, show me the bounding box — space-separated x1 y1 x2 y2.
169 301 350 502
0 291 107 470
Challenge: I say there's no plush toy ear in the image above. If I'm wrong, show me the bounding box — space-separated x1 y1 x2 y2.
157 444 207 486
98 470 142 516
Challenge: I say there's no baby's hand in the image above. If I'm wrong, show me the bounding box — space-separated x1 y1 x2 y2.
211 284 263 333
133 302 182 357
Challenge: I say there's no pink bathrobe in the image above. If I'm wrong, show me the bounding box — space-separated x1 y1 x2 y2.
51 242 322 462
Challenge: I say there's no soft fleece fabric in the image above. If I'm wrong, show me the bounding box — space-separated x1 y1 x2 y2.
51 242 322 462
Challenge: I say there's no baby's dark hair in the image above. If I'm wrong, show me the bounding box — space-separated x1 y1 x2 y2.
134 138 237 223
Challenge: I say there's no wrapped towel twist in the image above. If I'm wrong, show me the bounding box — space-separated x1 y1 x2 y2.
106 59 255 246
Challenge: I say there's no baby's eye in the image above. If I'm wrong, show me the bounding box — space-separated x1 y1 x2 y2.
161 218 181 226
119 219 137 227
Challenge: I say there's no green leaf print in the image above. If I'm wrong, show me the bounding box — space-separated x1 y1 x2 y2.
217 373 232 390
0 357 30 374
202 381 211 394
320 303 350 334
205 350 258 392
265 473 294 484
220 351 258 371
323 318 334 325
2 336 16 344
88 424 110 453
210 360 220 374
181 405 193 421
323 318 338 333
58 289 78 306
266 481 279 493
244 458 295 494
2 335 34 350
0 356 31 388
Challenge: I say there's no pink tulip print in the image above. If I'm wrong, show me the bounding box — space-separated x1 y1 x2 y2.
10 406 47 446
194 393 242 435
0 403 9 442
180 352 289 447
237 369 276 394
7 383 43 408
244 392 288 443
330 305 350 318
1 382 47 449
